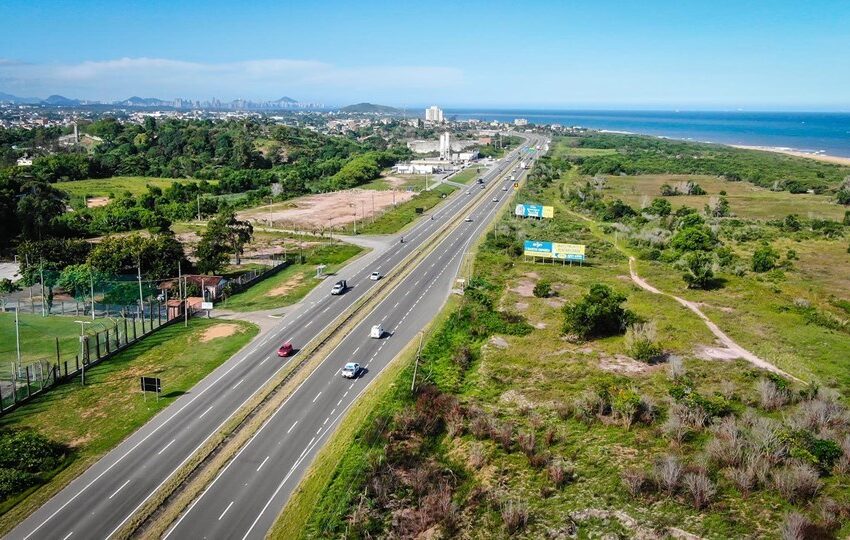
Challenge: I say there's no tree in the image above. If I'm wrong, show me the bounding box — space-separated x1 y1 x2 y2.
533 280 551 298
88 233 187 279
682 251 716 289
195 209 254 274
56 264 105 301
837 190 850 206
704 196 730 217
562 284 635 340
670 226 715 252
16 180 67 240
752 243 779 273
647 197 672 217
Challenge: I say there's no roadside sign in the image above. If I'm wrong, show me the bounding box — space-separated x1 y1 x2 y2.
523 240 586 263
201 301 214 310
140 376 161 393
515 203 554 219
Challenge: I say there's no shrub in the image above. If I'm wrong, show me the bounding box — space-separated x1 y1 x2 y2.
780 512 813 540
501 499 529 534
772 463 821 503
752 243 779 273
0 430 67 473
683 472 715 509
624 322 663 362
654 455 682 496
562 284 635 339
517 431 536 457
547 458 575 488
756 378 791 410
0 468 37 499
621 468 650 497
670 226 715 252
682 251 716 289
571 390 606 424
532 280 551 298
666 356 686 380
612 388 655 429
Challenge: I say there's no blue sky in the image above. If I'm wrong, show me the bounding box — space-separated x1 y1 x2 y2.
1 0 849 109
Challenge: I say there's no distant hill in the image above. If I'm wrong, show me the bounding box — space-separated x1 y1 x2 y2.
117 96 171 107
43 95 81 106
340 102 401 114
0 91 41 104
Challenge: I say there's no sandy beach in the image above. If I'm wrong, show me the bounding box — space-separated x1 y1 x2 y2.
731 145 850 166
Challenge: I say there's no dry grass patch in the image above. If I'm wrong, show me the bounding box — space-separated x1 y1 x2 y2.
265 273 305 297
199 323 241 342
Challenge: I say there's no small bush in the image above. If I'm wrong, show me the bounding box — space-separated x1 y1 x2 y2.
0 468 37 499
562 283 634 340
752 243 779 273
654 455 682 496
547 458 575 488
625 322 663 362
501 499 529 534
756 378 791 411
621 468 650 497
532 280 551 298
666 356 686 380
683 471 715 509
772 463 821 503
469 443 486 470
780 512 813 540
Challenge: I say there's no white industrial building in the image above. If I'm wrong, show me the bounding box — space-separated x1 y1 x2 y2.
425 105 444 123
439 132 451 160
514 118 529 126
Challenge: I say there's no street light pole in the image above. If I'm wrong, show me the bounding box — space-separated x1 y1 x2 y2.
74 320 91 385
89 267 95 321
14 305 21 370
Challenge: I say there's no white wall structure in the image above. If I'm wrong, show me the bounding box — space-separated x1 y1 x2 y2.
439 131 451 160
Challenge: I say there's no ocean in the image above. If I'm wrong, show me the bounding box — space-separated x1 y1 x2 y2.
445 109 850 158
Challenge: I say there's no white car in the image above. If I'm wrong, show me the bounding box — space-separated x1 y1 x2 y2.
492 197 499 202
370 271 381 281
465 216 473 222
370 324 384 339
341 362 361 379
502 186 508 191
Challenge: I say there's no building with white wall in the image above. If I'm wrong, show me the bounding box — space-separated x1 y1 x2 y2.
425 105 444 123
439 132 451 160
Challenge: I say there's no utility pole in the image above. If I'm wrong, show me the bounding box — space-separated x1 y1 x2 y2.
74 320 91 385
89 267 95 320
137 262 144 319
14 305 21 370
39 261 45 317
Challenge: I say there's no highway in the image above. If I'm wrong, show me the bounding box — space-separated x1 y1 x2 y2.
6 134 542 540
163 135 544 539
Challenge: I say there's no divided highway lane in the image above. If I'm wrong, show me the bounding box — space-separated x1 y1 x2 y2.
164 137 546 539
6 140 532 540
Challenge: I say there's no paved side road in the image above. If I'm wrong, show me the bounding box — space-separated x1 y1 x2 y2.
163 137 545 539
5 139 537 540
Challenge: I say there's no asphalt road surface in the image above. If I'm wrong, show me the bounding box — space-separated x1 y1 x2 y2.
163 137 544 539
7 135 542 540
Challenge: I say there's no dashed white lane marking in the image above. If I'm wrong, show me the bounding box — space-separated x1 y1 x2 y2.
199 405 213 419
287 421 298 434
312 391 322 403
157 439 176 455
61 532 73 540
305 320 313 328
323 417 329 426
257 456 270 472
259 357 269 365
394 301 400 308
330 408 336 416
343 391 349 397
109 479 132 500
232 378 244 389
316 428 322 435
218 501 234 520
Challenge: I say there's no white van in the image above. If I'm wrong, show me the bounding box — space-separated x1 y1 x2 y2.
370 324 384 339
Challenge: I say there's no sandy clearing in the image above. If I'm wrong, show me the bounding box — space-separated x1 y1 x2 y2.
489 336 509 349
598 353 654 375
510 279 536 298
265 273 304 297
86 196 110 208
238 188 416 230
199 323 240 342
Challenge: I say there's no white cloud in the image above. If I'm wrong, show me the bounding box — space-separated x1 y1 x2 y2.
0 57 464 103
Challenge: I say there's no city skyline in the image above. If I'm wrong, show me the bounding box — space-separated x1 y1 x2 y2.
1 1 850 110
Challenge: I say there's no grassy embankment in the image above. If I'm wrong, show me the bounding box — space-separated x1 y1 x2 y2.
282 134 850 538
222 243 363 312
0 318 258 533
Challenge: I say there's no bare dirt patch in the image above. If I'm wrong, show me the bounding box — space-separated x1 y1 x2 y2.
695 345 741 361
510 279 535 298
86 196 110 208
499 389 533 409
598 353 654 375
265 273 305 297
489 336 509 349
199 323 240 342
238 188 415 231
514 301 529 311
545 297 565 308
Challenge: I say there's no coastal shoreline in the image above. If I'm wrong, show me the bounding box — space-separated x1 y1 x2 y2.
730 144 850 166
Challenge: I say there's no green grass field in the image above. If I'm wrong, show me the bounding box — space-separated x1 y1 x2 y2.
223 243 363 312
450 167 484 184
602 173 845 221
0 318 258 531
0 313 149 378
355 184 456 235
55 176 209 198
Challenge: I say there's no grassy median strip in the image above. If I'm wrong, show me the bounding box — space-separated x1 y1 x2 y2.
0 318 258 536
120 155 521 538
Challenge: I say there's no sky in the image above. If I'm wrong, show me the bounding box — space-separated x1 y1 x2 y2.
1 0 849 109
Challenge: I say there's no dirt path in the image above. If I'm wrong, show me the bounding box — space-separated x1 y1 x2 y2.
565 208 801 382
627 257 800 381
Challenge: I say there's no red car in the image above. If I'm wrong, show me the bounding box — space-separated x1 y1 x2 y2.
277 341 294 357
